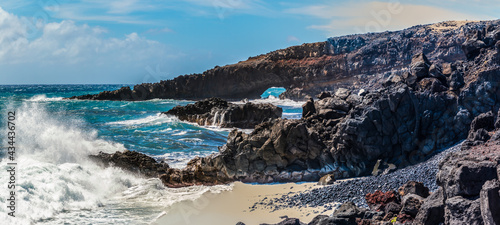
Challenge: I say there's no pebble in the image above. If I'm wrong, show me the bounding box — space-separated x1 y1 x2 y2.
254 143 461 211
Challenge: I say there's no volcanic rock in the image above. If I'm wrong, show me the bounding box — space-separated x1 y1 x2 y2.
163 98 282 129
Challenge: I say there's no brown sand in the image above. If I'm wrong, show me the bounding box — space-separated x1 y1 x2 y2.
152 182 334 225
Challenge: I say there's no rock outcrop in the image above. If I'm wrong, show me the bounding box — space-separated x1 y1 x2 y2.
70 20 499 101
163 98 282 129
159 21 500 186
89 150 169 178
88 21 500 189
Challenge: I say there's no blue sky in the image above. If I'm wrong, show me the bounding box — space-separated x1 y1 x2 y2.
0 0 498 84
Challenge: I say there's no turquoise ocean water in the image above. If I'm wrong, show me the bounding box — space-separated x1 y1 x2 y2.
0 85 302 224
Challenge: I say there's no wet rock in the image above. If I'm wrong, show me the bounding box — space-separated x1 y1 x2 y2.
163 98 282 129
89 150 169 178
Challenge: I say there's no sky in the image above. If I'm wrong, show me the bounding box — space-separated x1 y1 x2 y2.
0 0 498 84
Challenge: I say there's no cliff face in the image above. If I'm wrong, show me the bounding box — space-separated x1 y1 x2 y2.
155 20 500 186
71 20 497 101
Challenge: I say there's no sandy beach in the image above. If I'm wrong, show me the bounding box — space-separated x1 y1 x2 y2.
152 182 334 225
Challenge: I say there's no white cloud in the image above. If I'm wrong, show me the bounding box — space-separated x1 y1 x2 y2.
0 7 181 84
286 1 496 36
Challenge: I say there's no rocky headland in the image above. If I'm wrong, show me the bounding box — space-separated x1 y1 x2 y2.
162 97 282 129
71 20 495 101
85 20 500 223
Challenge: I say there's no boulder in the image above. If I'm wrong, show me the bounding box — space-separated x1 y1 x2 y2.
302 98 316 118
317 174 335 185
398 181 430 198
399 194 424 217
410 52 431 79
316 91 332 100
470 111 496 132
445 196 483 225
414 188 445 225
480 179 500 225
365 190 399 212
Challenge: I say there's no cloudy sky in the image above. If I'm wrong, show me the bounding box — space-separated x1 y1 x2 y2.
0 0 498 84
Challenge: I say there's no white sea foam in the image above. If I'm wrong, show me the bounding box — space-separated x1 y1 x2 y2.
26 94 64 102
231 95 305 107
107 113 176 126
0 101 232 224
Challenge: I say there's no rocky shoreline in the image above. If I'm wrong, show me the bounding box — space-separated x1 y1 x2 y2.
81 20 500 224
245 114 500 224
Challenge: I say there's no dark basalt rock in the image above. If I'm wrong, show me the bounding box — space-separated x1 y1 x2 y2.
89 150 169 178
163 98 282 129
93 21 500 189
398 181 430 198
70 20 500 102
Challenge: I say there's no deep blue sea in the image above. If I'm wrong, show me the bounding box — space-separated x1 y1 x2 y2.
0 85 302 224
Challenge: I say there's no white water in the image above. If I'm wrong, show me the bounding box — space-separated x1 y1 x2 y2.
107 113 176 126
0 101 232 224
231 95 305 108
26 94 64 102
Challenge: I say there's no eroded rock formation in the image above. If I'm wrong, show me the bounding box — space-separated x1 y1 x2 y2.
162 97 282 129
70 20 499 101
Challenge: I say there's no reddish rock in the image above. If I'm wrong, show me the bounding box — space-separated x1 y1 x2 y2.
365 190 400 211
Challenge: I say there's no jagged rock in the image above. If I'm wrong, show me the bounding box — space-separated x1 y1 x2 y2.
302 98 316 118
428 63 447 84
316 91 332 100
365 190 399 212
437 158 498 198
410 53 431 79
414 188 445 225
463 39 487 60
332 202 366 218
334 88 350 100
317 174 335 185
89 150 169 178
398 181 430 198
399 194 424 217
471 111 496 132
445 196 483 225
163 98 282 129
480 179 500 225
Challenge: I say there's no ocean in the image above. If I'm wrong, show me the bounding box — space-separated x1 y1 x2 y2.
0 85 303 224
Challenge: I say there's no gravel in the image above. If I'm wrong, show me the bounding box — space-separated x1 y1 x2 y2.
253 142 462 212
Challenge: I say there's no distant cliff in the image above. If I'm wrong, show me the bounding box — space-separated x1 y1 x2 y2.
70 20 495 101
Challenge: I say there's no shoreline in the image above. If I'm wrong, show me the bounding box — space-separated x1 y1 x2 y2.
152 181 334 225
